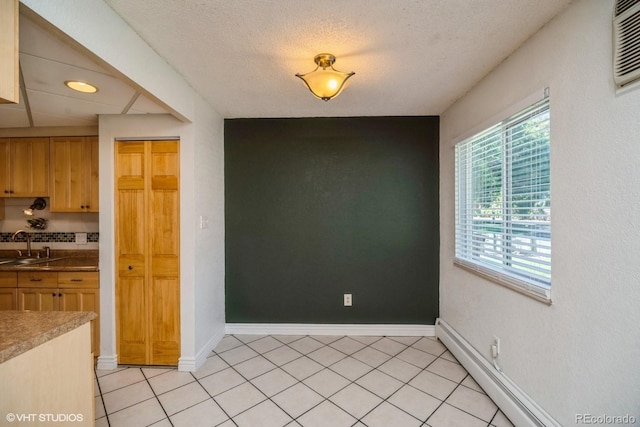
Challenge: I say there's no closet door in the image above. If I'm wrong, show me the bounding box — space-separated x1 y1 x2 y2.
115 140 180 365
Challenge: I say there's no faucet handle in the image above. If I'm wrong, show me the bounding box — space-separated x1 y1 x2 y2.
16 250 22 257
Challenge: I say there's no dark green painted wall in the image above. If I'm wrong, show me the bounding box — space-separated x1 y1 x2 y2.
225 117 439 324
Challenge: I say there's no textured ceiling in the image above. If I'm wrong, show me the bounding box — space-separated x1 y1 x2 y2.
103 0 572 118
1 1 573 128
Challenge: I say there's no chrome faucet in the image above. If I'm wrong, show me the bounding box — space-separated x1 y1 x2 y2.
12 229 32 257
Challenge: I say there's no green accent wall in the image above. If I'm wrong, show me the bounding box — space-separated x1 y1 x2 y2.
225 117 439 324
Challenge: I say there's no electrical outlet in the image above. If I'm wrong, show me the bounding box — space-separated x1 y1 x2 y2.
75 232 87 245
343 293 352 307
199 215 209 229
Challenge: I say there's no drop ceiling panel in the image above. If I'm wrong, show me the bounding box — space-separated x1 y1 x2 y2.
19 15 107 73
0 104 30 128
20 54 137 107
26 90 124 123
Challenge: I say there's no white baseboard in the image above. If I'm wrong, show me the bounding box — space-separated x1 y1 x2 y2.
435 319 560 427
225 323 435 337
178 328 226 372
96 354 118 371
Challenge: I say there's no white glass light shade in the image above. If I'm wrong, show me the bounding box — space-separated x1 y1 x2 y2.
296 54 355 101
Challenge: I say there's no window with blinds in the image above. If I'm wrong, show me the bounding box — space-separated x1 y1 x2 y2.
454 97 551 302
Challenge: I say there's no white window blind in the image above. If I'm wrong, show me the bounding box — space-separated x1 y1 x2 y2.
455 97 551 302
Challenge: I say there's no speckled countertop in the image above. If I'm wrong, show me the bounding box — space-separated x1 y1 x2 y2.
0 250 99 271
0 311 96 363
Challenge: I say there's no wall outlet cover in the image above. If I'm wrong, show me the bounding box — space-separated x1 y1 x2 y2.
344 293 352 306
75 232 87 244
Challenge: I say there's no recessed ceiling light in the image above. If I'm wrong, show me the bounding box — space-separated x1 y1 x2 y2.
64 80 99 93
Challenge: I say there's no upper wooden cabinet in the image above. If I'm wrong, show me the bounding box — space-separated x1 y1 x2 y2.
50 136 99 212
0 0 19 104
0 137 49 197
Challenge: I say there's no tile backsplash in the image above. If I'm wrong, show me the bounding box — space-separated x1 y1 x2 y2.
0 197 99 250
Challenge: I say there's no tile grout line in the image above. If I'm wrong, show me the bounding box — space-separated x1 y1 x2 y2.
190 365 240 427
94 367 111 427
424 372 495 426
140 367 174 427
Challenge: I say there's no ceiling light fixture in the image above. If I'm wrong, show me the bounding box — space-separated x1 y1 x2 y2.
64 80 99 93
296 53 355 101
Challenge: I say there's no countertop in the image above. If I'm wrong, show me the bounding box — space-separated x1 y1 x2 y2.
0 250 99 272
0 310 96 363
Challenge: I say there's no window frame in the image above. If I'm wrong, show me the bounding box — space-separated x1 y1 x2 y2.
454 93 552 304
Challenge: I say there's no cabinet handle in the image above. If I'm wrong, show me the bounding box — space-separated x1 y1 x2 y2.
52 293 56 297
30 278 43 282
80 205 85 209
58 293 63 297
128 265 134 270
71 279 83 282
3 190 8 194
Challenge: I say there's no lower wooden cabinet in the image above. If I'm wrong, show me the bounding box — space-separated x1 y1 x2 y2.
0 272 17 310
11 271 100 356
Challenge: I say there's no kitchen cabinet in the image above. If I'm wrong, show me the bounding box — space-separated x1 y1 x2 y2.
116 140 180 365
0 272 17 310
0 137 49 197
0 0 19 104
17 271 100 355
50 136 99 212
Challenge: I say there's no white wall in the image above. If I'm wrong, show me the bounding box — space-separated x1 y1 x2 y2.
440 0 640 424
98 111 225 370
21 0 226 370
193 96 226 356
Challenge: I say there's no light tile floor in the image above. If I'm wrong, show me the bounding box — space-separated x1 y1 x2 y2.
95 335 515 427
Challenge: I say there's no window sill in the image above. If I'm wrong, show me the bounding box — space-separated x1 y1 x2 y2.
454 258 552 305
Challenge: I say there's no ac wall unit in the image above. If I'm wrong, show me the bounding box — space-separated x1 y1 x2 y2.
614 0 640 86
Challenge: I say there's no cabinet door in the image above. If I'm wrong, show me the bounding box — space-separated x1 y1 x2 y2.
50 136 99 212
18 288 58 311
0 139 11 197
59 288 100 355
10 137 49 197
86 136 99 212
0 288 17 310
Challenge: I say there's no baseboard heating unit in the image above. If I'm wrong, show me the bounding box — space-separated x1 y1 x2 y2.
435 319 560 427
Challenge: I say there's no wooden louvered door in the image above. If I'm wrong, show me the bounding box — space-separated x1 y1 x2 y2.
115 140 180 365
